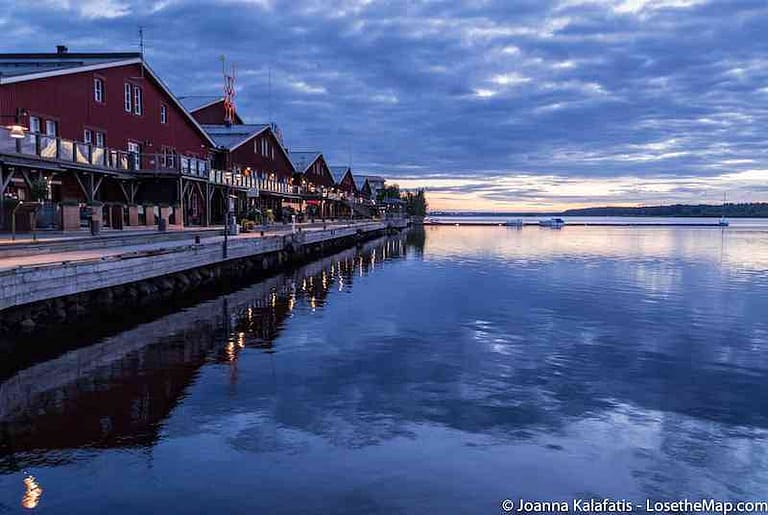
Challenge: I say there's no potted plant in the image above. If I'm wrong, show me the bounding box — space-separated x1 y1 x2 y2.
59 199 81 231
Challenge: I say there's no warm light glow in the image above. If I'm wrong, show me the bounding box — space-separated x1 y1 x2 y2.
21 474 43 510
9 124 26 139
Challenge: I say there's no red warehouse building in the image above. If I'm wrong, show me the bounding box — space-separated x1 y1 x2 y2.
202 123 300 221
0 47 220 231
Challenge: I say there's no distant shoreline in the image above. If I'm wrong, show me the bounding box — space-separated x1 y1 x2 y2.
430 202 768 218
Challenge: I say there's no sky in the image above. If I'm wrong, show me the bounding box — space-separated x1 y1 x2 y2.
3 0 768 211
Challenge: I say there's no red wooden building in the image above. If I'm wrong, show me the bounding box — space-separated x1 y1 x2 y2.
202 123 299 221
288 151 344 219
0 48 219 230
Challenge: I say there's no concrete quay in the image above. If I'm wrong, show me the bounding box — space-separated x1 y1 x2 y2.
0 219 407 332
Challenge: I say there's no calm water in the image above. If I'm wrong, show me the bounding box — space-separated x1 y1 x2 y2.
2 225 768 513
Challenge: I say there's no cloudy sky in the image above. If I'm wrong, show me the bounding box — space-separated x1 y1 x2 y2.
4 0 768 210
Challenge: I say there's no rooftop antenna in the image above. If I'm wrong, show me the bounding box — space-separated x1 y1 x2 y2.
135 26 146 79
221 55 236 127
268 65 272 124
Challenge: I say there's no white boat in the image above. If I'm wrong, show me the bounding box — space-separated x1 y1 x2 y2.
718 193 729 226
539 217 565 228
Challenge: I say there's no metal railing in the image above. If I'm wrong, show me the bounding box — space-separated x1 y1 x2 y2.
0 126 209 176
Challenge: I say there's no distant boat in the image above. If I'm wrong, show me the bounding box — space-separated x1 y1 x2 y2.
539 217 565 228
505 219 524 227
719 193 729 227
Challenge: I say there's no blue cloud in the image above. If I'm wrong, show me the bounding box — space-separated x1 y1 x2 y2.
3 0 768 208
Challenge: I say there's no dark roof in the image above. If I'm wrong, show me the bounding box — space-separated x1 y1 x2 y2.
202 124 270 149
353 175 369 189
178 96 223 112
329 166 350 184
0 52 141 79
288 151 322 174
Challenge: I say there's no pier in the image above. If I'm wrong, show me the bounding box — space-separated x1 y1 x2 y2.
0 219 408 332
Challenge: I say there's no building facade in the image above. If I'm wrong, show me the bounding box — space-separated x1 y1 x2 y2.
0 47 385 232
0 49 216 229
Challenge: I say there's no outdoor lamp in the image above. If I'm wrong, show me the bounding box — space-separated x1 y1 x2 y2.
3 108 29 138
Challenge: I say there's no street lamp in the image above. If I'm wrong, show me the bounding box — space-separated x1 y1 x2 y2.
223 170 233 259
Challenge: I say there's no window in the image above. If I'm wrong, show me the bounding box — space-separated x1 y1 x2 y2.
95 132 105 147
127 142 141 170
83 129 92 144
160 104 167 124
29 116 41 133
45 120 58 137
94 77 104 103
124 83 132 112
133 85 143 115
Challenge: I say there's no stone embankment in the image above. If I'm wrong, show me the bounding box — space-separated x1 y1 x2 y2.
0 220 407 333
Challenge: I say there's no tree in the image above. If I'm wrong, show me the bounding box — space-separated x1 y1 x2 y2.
378 184 401 201
403 189 428 217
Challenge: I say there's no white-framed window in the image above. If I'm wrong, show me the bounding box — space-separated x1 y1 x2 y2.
83 129 92 144
94 77 104 103
124 83 132 112
45 120 58 137
29 116 41 133
271 147 274 160
160 104 167 124
127 141 141 170
95 132 105 147
133 85 143 115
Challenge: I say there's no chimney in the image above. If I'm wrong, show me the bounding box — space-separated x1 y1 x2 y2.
56 45 68 55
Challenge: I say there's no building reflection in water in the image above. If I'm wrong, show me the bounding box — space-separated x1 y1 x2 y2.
0 232 414 474
21 473 42 510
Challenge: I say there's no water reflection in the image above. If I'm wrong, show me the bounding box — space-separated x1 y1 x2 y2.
0 234 410 472
1 226 767 514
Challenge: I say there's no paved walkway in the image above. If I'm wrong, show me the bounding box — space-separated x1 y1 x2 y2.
0 220 363 271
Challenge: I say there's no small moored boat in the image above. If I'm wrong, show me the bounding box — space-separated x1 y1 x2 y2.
539 217 565 228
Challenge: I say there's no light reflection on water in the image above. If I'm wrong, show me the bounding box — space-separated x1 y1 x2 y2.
1 226 767 514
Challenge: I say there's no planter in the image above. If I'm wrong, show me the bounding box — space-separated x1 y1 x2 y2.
60 204 81 231
145 206 157 226
127 205 140 226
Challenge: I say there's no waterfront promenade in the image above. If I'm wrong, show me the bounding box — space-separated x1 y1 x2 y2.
0 221 363 269
0 219 406 323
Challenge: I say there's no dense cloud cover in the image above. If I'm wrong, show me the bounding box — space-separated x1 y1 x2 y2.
3 0 767 209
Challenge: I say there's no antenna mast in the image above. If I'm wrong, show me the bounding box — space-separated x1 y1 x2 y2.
268 66 272 124
138 26 145 79
221 56 236 126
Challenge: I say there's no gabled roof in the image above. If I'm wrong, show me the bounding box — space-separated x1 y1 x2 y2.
202 124 270 150
0 51 216 147
353 175 370 190
288 151 323 174
178 95 223 112
0 52 141 80
329 165 351 184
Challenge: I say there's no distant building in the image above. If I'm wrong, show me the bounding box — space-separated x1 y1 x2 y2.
202 123 297 220
363 175 385 200
288 151 343 218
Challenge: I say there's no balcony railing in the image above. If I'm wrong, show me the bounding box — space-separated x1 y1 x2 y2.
0 127 209 177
